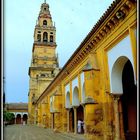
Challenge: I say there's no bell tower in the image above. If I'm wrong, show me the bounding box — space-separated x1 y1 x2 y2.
34 1 56 45
28 1 59 124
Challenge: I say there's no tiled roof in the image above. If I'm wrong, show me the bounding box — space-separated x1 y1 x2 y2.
6 103 28 110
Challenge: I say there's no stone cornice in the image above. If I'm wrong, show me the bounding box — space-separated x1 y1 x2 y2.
35 25 56 31
28 66 54 76
36 0 136 104
32 42 57 52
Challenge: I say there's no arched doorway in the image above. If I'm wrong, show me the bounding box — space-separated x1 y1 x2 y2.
69 108 74 132
111 56 137 140
77 105 84 133
16 114 21 124
23 114 28 124
120 60 137 140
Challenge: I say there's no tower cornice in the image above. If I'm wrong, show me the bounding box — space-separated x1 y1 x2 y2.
32 42 57 52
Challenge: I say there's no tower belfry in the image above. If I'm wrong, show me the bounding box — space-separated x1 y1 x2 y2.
28 2 59 124
34 2 55 45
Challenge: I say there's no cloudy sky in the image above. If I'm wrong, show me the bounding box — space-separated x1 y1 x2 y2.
4 0 113 103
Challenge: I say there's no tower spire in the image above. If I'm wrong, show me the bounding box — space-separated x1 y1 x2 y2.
44 0 46 3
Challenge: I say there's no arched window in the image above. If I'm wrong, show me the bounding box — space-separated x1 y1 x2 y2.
43 20 47 26
37 34 41 42
50 35 53 42
43 32 48 42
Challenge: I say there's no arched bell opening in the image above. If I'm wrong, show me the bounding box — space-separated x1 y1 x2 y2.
43 20 47 26
43 32 48 42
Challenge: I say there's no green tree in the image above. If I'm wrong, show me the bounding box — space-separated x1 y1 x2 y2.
4 111 15 122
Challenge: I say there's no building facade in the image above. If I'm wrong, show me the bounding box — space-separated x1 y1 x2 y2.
5 103 28 124
28 0 137 140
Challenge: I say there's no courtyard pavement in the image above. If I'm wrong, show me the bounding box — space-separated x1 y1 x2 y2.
3 124 86 140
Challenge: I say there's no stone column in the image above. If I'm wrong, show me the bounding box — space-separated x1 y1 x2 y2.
67 109 70 132
74 107 77 134
112 95 121 140
14 113 16 124
21 116 23 124
119 101 125 140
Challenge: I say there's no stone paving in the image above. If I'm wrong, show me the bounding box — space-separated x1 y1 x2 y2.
4 125 86 140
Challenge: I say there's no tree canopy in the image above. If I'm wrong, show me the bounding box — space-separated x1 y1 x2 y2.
4 111 15 122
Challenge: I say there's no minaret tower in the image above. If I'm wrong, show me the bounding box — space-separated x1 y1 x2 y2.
28 1 59 124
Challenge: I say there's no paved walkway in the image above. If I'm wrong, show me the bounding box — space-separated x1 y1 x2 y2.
4 125 86 140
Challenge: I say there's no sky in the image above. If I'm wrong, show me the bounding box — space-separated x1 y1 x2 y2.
4 0 113 103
